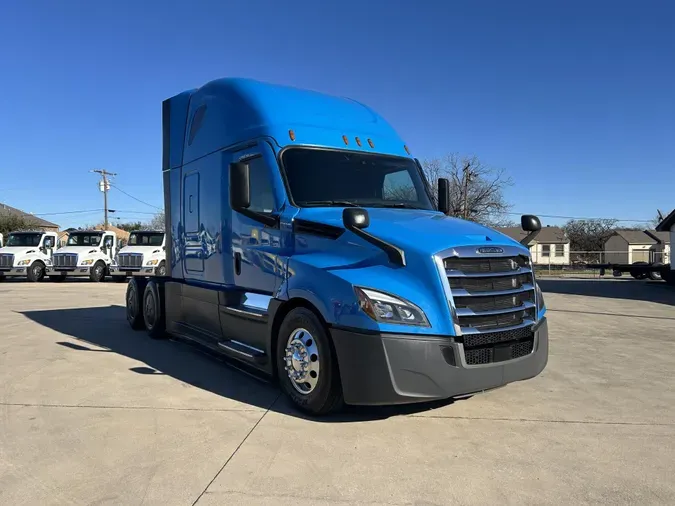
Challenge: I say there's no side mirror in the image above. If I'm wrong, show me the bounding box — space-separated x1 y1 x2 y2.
520 214 542 245
342 208 370 230
521 214 541 232
437 178 450 215
230 162 251 210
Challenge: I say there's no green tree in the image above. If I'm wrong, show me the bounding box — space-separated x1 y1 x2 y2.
115 221 144 232
0 212 40 238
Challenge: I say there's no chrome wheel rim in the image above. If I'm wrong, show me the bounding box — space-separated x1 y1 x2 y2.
284 328 320 395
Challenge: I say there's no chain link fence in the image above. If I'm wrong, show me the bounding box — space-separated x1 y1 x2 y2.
533 250 670 278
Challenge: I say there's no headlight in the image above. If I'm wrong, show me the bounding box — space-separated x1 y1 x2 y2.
81 259 94 266
146 259 158 266
17 259 31 266
354 287 429 326
535 282 545 312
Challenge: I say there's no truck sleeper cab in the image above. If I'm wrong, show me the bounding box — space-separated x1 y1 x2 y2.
110 230 166 281
0 230 58 282
125 78 549 415
48 230 117 282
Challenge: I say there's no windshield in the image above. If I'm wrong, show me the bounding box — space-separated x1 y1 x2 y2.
67 233 103 247
128 232 164 246
281 149 434 210
7 233 42 247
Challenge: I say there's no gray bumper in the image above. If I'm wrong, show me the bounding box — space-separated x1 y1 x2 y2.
46 266 92 276
331 318 549 406
0 267 29 276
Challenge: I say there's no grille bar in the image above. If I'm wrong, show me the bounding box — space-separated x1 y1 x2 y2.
118 253 143 268
451 284 534 298
445 267 532 278
0 254 14 268
455 300 535 317
53 254 77 268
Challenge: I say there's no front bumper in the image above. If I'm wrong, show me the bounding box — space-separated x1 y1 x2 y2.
46 266 93 276
331 318 549 406
0 267 28 276
109 266 157 276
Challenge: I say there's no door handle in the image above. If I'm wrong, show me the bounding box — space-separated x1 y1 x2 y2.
234 252 242 276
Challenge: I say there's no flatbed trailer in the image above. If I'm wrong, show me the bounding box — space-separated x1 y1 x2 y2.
586 261 671 282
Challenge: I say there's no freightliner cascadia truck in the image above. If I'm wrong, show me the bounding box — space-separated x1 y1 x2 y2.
125 78 549 415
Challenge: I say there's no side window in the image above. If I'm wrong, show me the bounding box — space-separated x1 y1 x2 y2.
542 244 551 257
43 237 54 248
248 157 275 213
188 105 207 146
383 170 418 201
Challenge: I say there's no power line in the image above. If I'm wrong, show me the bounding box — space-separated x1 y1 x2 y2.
32 209 104 217
110 183 162 210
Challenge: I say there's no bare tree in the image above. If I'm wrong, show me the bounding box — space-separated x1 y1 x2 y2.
145 211 165 231
420 154 513 227
562 218 618 263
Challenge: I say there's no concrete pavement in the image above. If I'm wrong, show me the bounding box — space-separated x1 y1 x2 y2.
0 279 673 505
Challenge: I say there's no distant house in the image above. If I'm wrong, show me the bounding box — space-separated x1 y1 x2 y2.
603 230 667 264
0 202 59 231
497 226 570 265
656 209 675 271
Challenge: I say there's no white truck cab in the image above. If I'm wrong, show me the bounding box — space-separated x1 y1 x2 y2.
110 230 166 282
0 230 58 282
48 230 117 282
0 233 3 248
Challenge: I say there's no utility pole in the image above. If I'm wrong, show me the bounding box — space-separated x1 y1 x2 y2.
462 162 472 220
91 169 116 229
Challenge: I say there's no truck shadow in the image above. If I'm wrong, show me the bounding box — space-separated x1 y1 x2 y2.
539 279 675 306
19 305 458 423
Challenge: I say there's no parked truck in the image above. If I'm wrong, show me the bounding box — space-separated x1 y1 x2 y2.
124 78 549 415
110 230 166 282
48 229 117 282
0 230 58 281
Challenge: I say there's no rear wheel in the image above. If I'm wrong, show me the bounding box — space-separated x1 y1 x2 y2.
27 261 45 282
49 274 67 282
126 277 146 330
276 307 343 416
89 261 106 282
143 280 166 339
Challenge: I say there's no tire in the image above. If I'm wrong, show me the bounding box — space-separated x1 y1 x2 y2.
143 280 166 339
27 261 45 282
156 261 166 277
612 269 622 277
126 277 146 330
276 307 343 416
649 263 663 281
0 274 5 282
113 275 128 283
89 261 106 282
49 274 67 282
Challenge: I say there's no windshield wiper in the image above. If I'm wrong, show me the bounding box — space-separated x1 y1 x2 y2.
371 202 425 210
300 200 360 207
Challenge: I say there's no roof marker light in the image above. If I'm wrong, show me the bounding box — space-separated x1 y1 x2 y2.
355 137 362 147
342 135 349 145
289 130 296 141
404 145 411 154
367 138 374 148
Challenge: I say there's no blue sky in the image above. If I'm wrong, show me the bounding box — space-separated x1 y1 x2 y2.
0 0 673 229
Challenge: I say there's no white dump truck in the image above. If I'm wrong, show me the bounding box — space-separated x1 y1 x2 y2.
110 230 166 282
48 229 117 282
0 230 58 282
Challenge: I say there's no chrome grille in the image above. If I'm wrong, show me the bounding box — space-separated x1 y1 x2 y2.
53 254 77 268
440 249 538 365
118 253 143 269
0 254 14 268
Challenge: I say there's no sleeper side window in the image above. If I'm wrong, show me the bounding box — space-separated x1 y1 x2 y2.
247 157 276 214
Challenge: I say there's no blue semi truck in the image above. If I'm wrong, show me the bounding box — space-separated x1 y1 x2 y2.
125 78 549 415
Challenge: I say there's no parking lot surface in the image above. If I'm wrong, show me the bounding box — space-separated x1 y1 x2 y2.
1 279 674 505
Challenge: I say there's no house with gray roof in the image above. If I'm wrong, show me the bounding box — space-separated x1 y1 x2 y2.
655 210 674 272
0 202 59 231
604 229 669 265
497 226 570 265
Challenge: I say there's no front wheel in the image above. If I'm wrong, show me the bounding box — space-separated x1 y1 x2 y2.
89 261 106 282
27 261 45 282
649 263 663 281
156 261 166 277
276 308 343 416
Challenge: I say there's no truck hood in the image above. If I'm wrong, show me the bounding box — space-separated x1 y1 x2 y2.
294 207 526 255
54 246 101 255
118 246 162 255
0 246 40 256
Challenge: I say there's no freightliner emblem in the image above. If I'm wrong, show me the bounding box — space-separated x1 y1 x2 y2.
477 247 504 254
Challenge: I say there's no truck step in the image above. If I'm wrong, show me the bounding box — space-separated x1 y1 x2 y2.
217 340 267 365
